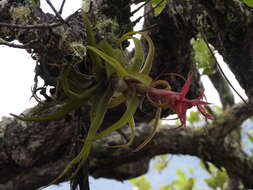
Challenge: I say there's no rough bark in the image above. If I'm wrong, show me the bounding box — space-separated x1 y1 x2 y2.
193 0 253 100
1 0 253 189
0 103 252 189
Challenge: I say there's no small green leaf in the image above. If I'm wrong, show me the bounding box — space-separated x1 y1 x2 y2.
27 0 40 7
90 94 139 140
151 0 167 16
244 0 253 7
187 111 200 124
189 168 194 175
172 169 195 190
129 176 152 190
205 177 217 189
212 105 223 115
160 184 175 190
173 178 195 190
176 169 186 181
203 163 228 189
154 160 168 172
153 155 169 172
248 134 253 143
87 45 129 78
192 36 215 75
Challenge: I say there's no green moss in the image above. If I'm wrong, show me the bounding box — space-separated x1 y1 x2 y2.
11 5 31 23
52 27 72 49
0 117 12 137
0 125 5 138
94 16 119 46
82 0 124 46
68 42 87 60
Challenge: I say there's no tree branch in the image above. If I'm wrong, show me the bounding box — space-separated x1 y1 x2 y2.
0 102 252 189
206 103 253 139
1 1 253 190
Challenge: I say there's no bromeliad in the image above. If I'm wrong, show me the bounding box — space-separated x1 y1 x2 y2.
11 10 213 184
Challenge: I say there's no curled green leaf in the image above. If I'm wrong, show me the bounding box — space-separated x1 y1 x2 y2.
82 13 103 76
87 45 129 78
133 107 161 152
107 94 126 108
62 66 100 99
11 82 103 121
244 0 253 7
118 35 144 72
89 94 139 141
11 99 81 121
128 72 152 86
48 84 113 185
109 116 136 148
121 32 155 75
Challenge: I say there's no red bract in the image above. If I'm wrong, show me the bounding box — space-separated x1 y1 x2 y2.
148 73 213 128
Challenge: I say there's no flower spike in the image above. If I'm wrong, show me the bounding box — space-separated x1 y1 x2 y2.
148 73 213 128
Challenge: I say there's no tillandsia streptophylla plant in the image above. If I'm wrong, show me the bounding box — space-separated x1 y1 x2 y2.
11 9 213 185
10 11 155 184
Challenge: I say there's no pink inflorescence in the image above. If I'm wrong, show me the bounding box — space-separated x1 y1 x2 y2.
148 73 213 128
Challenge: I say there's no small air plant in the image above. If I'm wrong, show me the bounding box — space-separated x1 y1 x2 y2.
10 11 213 185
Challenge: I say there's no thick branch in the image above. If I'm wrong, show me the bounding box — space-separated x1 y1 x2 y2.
1 1 253 190
0 102 252 189
206 103 253 139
